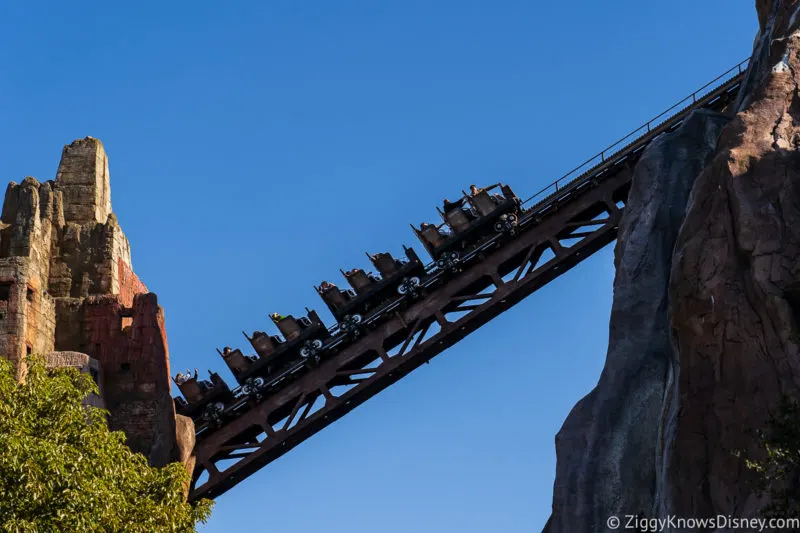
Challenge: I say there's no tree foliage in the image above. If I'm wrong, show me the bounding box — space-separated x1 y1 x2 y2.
0 357 213 532
746 396 800 520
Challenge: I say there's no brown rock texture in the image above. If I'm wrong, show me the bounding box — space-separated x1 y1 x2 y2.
175 414 197 475
54 136 112 225
0 137 193 470
663 0 800 520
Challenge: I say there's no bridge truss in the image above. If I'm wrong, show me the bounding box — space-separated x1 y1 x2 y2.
188 60 748 502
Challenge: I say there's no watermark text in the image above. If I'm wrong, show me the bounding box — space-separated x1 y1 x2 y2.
606 514 800 531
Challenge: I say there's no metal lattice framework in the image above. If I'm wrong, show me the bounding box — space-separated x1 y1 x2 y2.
188 60 747 502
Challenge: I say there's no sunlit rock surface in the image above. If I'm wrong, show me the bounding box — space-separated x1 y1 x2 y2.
1 137 193 472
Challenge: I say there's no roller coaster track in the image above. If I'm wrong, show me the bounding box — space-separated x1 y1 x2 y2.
187 59 749 502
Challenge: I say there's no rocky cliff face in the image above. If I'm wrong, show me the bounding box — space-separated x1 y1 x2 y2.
545 2 800 530
544 110 731 532
664 0 800 520
0 137 195 472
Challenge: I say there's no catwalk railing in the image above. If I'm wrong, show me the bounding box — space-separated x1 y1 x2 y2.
520 58 748 211
186 59 748 502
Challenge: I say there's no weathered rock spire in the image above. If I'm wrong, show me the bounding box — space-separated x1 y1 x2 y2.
0 137 193 471
55 136 112 225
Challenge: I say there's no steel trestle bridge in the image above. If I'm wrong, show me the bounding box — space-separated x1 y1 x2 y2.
183 59 749 502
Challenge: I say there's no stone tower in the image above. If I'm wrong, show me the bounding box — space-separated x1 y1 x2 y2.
0 137 193 470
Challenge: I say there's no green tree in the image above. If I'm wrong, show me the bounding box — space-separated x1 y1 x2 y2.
746 396 800 520
0 356 213 532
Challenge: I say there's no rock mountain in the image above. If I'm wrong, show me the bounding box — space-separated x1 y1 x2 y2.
544 1 800 531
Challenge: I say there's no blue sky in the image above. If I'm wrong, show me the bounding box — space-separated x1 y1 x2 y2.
1 1 756 531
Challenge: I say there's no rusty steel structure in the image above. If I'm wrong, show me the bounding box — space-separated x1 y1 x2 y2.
186 60 749 502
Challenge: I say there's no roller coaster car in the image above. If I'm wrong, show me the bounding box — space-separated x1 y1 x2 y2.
343 268 381 294
441 197 477 233
235 310 330 385
414 183 520 261
173 372 234 421
316 247 425 322
218 347 259 379
245 331 285 359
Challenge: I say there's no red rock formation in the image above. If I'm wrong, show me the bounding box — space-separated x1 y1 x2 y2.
82 293 181 466
0 137 194 470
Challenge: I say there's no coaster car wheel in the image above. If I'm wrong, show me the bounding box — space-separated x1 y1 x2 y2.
242 377 266 400
397 276 421 297
341 314 363 337
202 401 226 426
300 338 324 360
436 251 460 271
494 213 519 235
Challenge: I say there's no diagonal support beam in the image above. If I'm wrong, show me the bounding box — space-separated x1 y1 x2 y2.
513 242 544 283
281 393 308 432
564 217 610 228
450 293 494 303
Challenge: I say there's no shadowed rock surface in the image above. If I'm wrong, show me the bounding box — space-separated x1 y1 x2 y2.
543 110 730 533
545 1 800 530
664 0 800 521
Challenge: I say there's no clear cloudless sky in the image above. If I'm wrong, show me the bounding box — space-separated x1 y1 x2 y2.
1 2 755 532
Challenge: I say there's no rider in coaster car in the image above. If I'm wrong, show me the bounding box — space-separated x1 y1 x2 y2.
175 368 198 385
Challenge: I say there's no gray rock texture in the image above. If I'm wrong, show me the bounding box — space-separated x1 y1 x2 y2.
547 2 800 530
42 350 105 409
544 109 730 533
